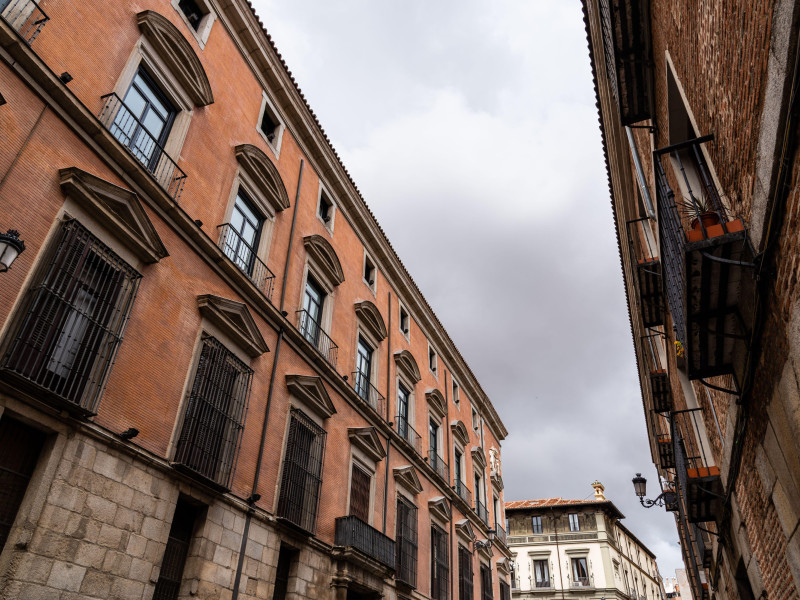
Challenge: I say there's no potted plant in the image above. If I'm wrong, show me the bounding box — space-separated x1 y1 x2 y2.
679 193 719 231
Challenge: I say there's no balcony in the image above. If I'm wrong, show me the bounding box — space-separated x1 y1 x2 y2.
428 449 449 484
453 479 471 506
475 499 489 526
296 309 338 368
655 137 754 381
673 409 722 523
217 224 275 301
627 218 664 327
652 412 675 469
1 0 48 44
641 332 672 413
494 522 507 546
394 414 422 455
334 515 395 571
351 371 386 419
98 93 187 202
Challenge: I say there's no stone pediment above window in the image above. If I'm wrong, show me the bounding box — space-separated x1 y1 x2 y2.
393 465 423 496
136 10 213 106
59 167 168 264
496 557 510 575
426 389 446 420
303 235 344 286
234 144 290 213
429 496 451 523
285 374 336 420
451 420 470 447
196 295 268 357
354 301 387 341
455 518 476 542
491 472 504 491
394 350 421 383
348 427 386 463
471 446 486 471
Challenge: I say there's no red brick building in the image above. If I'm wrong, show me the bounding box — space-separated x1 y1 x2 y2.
582 2 800 600
0 1 510 598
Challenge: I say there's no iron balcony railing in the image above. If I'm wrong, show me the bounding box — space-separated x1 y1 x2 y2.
652 411 675 470
627 217 664 328
334 515 396 570
453 479 471 506
217 224 275 301
494 522 507 546
351 371 386 419
1 0 49 44
572 577 591 588
428 449 449 484
296 309 338 368
475 499 489 526
98 93 187 202
641 332 672 413
672 409 722 523
394 414 422 455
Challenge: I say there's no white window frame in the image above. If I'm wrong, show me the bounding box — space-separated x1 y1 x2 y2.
256 90 286 159
171 0 217 48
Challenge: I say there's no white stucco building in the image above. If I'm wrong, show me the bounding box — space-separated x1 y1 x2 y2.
506 482 663 600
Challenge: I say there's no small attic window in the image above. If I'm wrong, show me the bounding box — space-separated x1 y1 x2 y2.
399 305 410 337
173 0 216 48
261 107 280 143
363 253 376 291
178 0 205 30
257 92 285 155
318 189 335 231
428 346 437 374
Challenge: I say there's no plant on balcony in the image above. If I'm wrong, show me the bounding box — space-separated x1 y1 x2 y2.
678 194 719 231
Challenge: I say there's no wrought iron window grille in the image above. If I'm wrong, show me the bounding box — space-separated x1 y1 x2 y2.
174 335 251 489
1 220 140 415
395 495 418 588
431 524 449 600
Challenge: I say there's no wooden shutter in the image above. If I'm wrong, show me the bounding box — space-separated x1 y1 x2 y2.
349 464 371 522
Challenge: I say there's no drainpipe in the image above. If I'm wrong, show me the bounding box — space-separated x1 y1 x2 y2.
445 370 454 600
383 291 392 535
231 159 304 600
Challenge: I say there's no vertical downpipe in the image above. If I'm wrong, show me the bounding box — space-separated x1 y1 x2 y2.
231 159 304 600
382 292 392 535
445 370 455 600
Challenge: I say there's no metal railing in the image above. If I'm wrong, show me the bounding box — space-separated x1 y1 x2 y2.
535 579 552 589
351 371 386 419
453 479 471 506
475 499 489 525
428 449 449 483
394 414 422 455
494 522 507 545
641 331 671 412
572 577 591 588
627 217 664 327
672 409 715 477
217 224 275 301
1 0 48 44
296 309 338 368
98 93 187 202
334 515 395 570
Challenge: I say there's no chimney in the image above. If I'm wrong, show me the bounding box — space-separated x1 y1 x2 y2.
591 480 606 500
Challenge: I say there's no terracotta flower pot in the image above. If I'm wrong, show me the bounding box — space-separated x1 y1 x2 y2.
690 211 720 231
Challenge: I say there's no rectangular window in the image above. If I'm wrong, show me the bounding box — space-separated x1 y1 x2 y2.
397 383 411 441
454 449 462 483
510 561 516 589
300 275 325 345
531 515 543 534
429 345 437 373
277 409 326 533
222 191 263 277
458 545 474 600
452 379 460 404
152 497 200 600
571 557 589 586
396 496 418 587
569 513 580 532
399 305 409 335
500 582 510 600
354 336 373 401
349 463 371 523
363 253 376 287
272 544 298 600
174 335 252 488
0 417 45 552
2 220 140 414
431 524 449 600
480 564 494 600
534 559 550 587
318 189 334 224
177 0 205 30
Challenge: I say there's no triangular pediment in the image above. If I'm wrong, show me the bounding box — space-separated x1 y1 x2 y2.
451 420 470 447
428 496 451 523
234 144 290 213
426 389 447 420
496 557 510 574
477 539 493 560
348 427 386 462
285 374 336 419
393 465 423 496
394 350 421 383
491 473 504 491
472 446 486 470
455 518 476 542
197 295 268 357
59 167 168 264
354 301 387 341
303 235 344 286
137 11 213 106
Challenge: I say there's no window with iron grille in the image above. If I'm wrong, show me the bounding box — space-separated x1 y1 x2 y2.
396 495 418 588
174 335 252 488
152 497 201 600
480 564 494 600
349 463 371 523
2 220 140 415
0 417 45 553
431 524 449 599
277 408 326 533
500 582 510 600
459 545 474 600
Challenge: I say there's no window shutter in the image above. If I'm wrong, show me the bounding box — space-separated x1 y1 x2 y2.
349 464 371 522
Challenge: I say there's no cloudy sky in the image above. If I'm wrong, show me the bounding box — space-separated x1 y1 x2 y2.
252 0 683 577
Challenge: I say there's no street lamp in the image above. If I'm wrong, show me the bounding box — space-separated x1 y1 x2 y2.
0 229 25 272
474 528 496 551
632 473 676 509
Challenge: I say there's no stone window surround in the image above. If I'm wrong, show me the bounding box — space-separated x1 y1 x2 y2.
354 322 381 392
362 248 377 296
299 258 337 337
346 454 376 526
256 90 286 159
171 0 217 49
427 342 438 377
398 300 411 341
316 182 337 235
